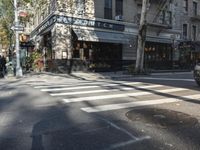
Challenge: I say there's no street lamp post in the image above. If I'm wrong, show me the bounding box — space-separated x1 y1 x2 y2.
14 0 23 77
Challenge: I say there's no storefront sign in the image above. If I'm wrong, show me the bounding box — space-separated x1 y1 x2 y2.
56 15 125 31
31 14 125 37
38 15 57 33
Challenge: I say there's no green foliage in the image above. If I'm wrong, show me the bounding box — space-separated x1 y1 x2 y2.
26 50 42 70
0 0 31 48
0 0 14 46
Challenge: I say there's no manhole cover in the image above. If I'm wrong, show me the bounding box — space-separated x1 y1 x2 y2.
126 108 198 128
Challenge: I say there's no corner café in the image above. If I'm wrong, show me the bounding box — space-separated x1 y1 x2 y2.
31 13 178 72
30 14 136 72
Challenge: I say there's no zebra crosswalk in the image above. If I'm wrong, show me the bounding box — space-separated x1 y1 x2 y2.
27 80 200 113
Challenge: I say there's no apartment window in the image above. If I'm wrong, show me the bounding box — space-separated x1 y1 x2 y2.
183 0 188 12
104 0 112 19
165 11 172 25
76 0 85 15
159 11 165 24
183 24 188 39
192 25 197 41
116 0 123 16
49 0 56 12
193 2 197 16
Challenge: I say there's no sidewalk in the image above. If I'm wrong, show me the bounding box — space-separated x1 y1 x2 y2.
3 70 193 81
71 70 193 80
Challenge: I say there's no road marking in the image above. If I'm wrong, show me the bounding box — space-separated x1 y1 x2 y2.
72 126 110 135
40 82 142 92
136 77 195 82
81 94 200 113
50 85 162 96
104 137 151 150
33 81 101 88
62 88 186 103
97 116 151 150
34 81 135 89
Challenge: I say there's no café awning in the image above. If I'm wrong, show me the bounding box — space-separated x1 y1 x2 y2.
73 29 129 44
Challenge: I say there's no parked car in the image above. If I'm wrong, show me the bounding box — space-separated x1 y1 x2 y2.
194 63 200 86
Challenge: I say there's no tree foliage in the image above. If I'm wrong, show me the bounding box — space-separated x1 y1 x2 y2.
0 0 14 46
0 0 31 48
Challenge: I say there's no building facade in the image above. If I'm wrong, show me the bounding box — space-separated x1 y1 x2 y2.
177 0 200 69
30 0 188 72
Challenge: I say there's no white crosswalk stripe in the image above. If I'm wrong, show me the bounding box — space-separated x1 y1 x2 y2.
29 80 198 113
81 94 200 112
40 82 143 92
50 84 162 96
62 88 186 103
33 81 143 89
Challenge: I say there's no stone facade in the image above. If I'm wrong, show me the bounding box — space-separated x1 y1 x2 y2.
177 0 200 40
30 0 200 71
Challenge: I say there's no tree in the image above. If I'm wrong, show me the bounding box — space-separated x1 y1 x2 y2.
0 0 14 49
135 0 149 73
0 0 31 52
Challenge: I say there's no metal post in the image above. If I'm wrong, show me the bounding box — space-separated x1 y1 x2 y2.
14 0 23 77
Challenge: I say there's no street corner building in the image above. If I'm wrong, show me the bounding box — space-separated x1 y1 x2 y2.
29 0 200 72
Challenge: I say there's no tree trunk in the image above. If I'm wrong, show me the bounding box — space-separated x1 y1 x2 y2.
135 0 149 73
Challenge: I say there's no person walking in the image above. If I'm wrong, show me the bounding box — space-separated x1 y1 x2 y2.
1 55 6 76
0 55 4 78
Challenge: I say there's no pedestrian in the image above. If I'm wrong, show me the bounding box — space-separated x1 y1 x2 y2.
1 55 6 75
0 55 4 78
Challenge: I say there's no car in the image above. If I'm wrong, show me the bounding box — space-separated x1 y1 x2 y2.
194 62 200 86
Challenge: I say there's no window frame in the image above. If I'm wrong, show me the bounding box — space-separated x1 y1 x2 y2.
193 1 198 16
183 0 188 12
183 24 188 39
115 0 123 16
104 0 112 19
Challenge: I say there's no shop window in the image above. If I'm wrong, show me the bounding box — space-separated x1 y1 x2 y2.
73 43 81 58
104 0 112 19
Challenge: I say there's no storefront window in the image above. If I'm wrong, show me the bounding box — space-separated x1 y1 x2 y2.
145 42 173 69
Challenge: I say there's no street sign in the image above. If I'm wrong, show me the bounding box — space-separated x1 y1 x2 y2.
11 25 24 31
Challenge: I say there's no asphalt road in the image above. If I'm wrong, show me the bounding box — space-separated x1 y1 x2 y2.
0 72 200 150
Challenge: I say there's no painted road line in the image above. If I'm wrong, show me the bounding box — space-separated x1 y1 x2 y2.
33 81 101 88
81 94 200 113
50 85 163 96
34 81 139 89
40 82 143 92
104 137 151 150
136 77 195 82
62 88 186 103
